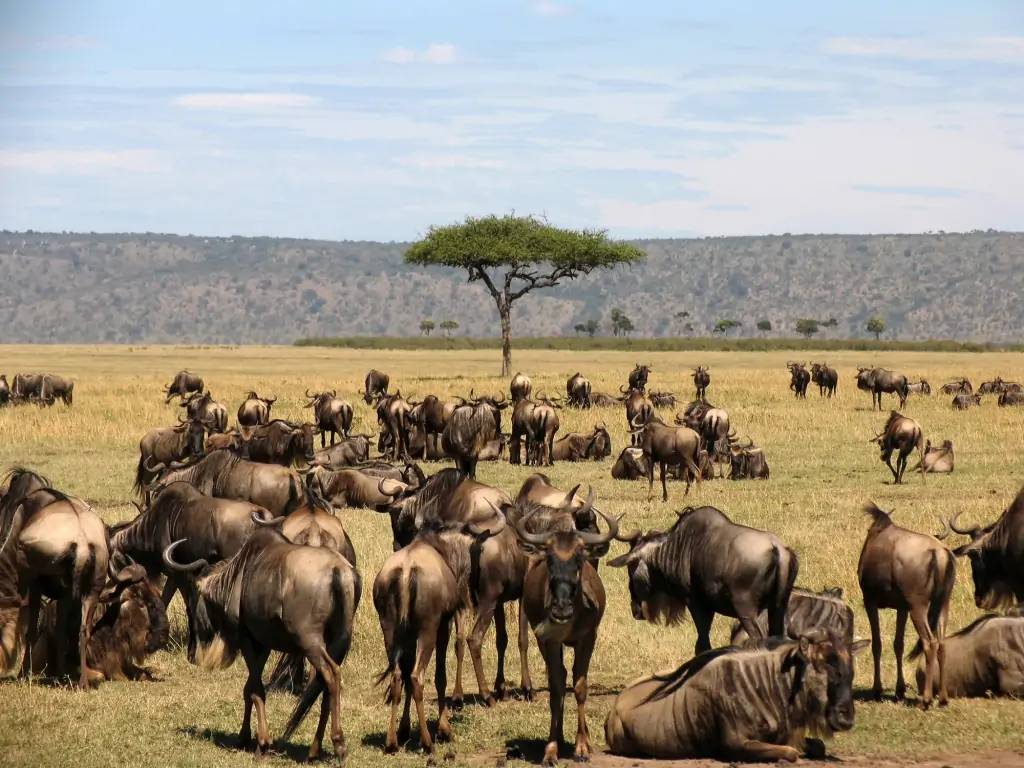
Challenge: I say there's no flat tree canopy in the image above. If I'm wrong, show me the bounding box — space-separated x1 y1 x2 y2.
406 214 643 374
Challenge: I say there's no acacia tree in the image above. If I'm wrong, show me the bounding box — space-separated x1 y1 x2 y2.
419 319 435 336
866 315 886 340
795 318 819 338
440 319 459 337
406 215 643 374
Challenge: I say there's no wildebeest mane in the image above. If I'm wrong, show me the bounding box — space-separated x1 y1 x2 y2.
399 467 465 525
641 645 744 704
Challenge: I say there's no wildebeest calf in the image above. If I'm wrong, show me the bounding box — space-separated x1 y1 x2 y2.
730 586 853 644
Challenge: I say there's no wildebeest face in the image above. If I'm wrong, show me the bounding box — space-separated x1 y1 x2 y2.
546 533 585 624
963 548 1002 609
800 635 867 734
296 424 316 462
187 420 206 455
608 536 669 621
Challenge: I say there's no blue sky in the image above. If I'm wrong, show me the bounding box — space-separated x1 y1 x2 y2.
1 1 1022 240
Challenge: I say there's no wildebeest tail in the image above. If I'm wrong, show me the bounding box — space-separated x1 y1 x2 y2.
70 542 97 601
132 453 147 497
375 566 417 688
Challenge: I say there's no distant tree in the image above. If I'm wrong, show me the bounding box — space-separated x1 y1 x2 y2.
405 214 643 375
610 308 635 337
756 319 772 334
573 323 586 336
419 319 435 336
440 319 459 337
822 317 838 328
866 315 886 340
795 318 819 338
585 319 599 338
713 319 742 336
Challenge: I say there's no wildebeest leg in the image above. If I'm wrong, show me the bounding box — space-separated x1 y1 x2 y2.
936 601 949 706
468 599 498 706
238 635 270 752
492 603 508 699
411 619 439 753
518 599 533 700
731 740 800 763
893 608 908 700
77 591 103 688
572 636 595 762
660 462 668 502
18 587 41 678
434 616 453 742
542 641 566 767
689 601 714 655
909 607 936 709
883 450 898 484
384 650 403 753
306 645 346 763
451 610 466 707
738 613 765 643
865 600 883 700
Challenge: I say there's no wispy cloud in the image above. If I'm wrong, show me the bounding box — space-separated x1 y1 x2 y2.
0 149 162 174
382 43 457 65
0 34 97 51
399 153 505 170
173 92 319 110
532 1 572 17
823 36 1024 64
851 184 966 199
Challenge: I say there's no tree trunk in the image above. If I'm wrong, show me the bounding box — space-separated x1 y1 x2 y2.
499 300 512 376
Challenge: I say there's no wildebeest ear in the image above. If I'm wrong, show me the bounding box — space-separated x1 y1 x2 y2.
607 551 635 568
581 577 602 611
797 635 812 658
849 639 869 657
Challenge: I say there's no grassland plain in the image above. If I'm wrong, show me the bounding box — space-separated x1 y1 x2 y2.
0 344 1023 768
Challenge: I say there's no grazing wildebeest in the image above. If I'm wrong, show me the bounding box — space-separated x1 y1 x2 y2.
510 372 532 403
648 391 676 409
133 416 207 497
912 613 1024 698
305 390 353 447
309 434 373 469
728 440 770 480
604 633 867 761
181 391 228 433
910 439 954 474
0 375 9 406
787 361 810 398
163 529 361 762
858 502 955 707
692 365 710 400
810 362 839 398
730 586 853 644
376 391 413 462
907 379 931 396
442 395 506 477
610 446 648 480
237 391 276 427
871 411 924 484
629 417 703 501
944 485 1024 609
952 392 982 410
364 368 390 404
12 373 44 401
514 506 619 765
979 377 1023 395
551 424 611 462
39 374 74 406
566 372 592 408
235 420 316 467
590 391 620 408
628 363 651 393
999 391 1024 407
528 395 560 466
940 378 973 395
622 387 653 445
856 367 910 410
163 370 204 403
609 506 798 654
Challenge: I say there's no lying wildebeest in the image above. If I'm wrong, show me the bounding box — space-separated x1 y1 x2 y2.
31 562 168 682
528 394 560 466
305 390 353 447
856 367 910 410
133 416 207 498
551 424 611 462
604 632 867 761
181 391 228 433
610 446 648 480
939 378 972 395
628 363 651 393
12 372 44 401
912 612 1024 698
514 505 619 765
442 394 506 477
648 391 676 409
376 391 413 462
163 528 361 762
859 502 954 707
910 439 954 474
787 361 810 398
308 467 412 510
39 374 74 406
730 586 853 644
364 368 390 404
810 362 838 398
590 391 619 408
163 370 204 403
871 411 924 484
309 434 373 469
236 420 316 467
952 392 982 410
566 372 592 408
907 379 931 396
979 377 1023 395
0 374 8 406
999 391 1024 406
729 440 770 480
510 372 532 403
630 417 702 501
692 365 710 400
944 484 1024 609
237 390 276 427
610 506 798 654
622 387 653 445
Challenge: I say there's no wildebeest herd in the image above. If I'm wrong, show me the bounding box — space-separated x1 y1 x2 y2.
2 360 1023 766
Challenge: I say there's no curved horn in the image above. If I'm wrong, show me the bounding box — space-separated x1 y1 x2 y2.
305 389 315 399
472 502 507 537
577 508 621 547
512 507 553 547
934 516 951 540
614 527 642 544
948 511 979 536
144 457 166 473
378 477 404 498
618 384 629 394
162 539 208 573
251 512 286 527
630 413 646 429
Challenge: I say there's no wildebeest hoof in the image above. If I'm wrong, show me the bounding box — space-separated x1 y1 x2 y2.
520 686 534 702
484 694 497 708
450 696 464 710
384 741 399 755
804 738 827 760
542 742 559 766
574 752 590 763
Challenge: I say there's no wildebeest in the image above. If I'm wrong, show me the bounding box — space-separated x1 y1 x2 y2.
590 391 620 408
871 411 924 484
944 484 1024 609
628 363 651 393
409 394 454 460
162 528 360 762
907 379 931 396
566 372 592 408
604 633 867 761
308 466 412 510
163 370 204 403
376 391 414 462
979 377 1023 395
11 373 44 401
509 395 536 465
510 372 532 403
236 420 316 467
730 586 853 644
952 392 982 410
728 440 770 480
622 387 653 445
133 416 207 498
181 391 228 433
692 365 710 400
305 390 353 447
39 374 74 406
648 391 676 409
309 434 373 469
610 447 648 480
442 395 506 477
810 363 838 398
858 502 955 707
856 367 910 410
528 395 560 466
787 362 810 398
910 439 954 474
998 391 1024 407
912 613 1024 698
0 375 8 406
363 368 390 404
551 424 611 462
514 505 619 765
610 506 798 654
629 417 703 501
940 378 973 395
237 390 276 427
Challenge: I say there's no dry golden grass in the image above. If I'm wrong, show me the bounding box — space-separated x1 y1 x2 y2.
1 344 1023 767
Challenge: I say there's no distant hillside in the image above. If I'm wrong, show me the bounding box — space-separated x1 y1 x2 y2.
1 230 1021 344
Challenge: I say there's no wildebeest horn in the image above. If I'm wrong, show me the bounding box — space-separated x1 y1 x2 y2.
144 457 166 473
934 517 951 540
561 483 582 510
305 388 315 399
629 413 646 429
471 505 507 537
513 507 552 547
378 477 405 498
251 512 286 527
948 511 979 537
577 509 621 547
618 384 629 394
614 528 642 544
266 395 277 404
162 539 208 573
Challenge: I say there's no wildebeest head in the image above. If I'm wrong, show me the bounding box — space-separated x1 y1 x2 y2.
946 509 1012 610
789 631 867 736
629 364 651 391
100 558 170 658
607 527 675 621
587 423 612 458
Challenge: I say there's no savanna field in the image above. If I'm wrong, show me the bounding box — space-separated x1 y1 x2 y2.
1 344 1023 768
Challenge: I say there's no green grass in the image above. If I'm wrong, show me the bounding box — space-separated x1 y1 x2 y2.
1 344 1023 767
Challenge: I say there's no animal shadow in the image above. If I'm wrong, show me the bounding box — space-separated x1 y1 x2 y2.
178 725 311 762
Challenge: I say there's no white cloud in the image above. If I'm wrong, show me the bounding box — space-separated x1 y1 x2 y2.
399 153 505 170
173 92 319 110
532 1 571 17
823 36 1024 64
0 149 163 174
382 43 457 65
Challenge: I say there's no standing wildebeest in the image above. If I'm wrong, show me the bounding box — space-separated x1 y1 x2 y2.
134 417 207 497
944 484 1024 609
410 394 453 460
376 391 414 462
610 447 649 480
871 411 924 484
856 367 910 410
514 506 619 765
940 378 973 395
528 395 560 466
236 420 316 467
364 368 390 404
0 375 9 406
628 363 651 393
692 365 710 400
305 390 353 447
163 370 204 403
551 424 611 462
952 392 982 410
730 586 853 644
858 502 955 707
566 372 592 409
622 387 653 445
999 391 1024 407
907 379 931 396
648 391 676 409
309 434 373 469
163 529 361 762
510 372 532 403
509 395 536 465
787 362 810 398
629 417 702 501
237 391 276 427
39 374 74 406
442 395 506 478
609 506 798 654
12 373 44 401
181 391 228 433
810 363 838 398
911 613 1024 698
728 440 770 480
979 377 1023 395
910 439 954 474
604 633 867 761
